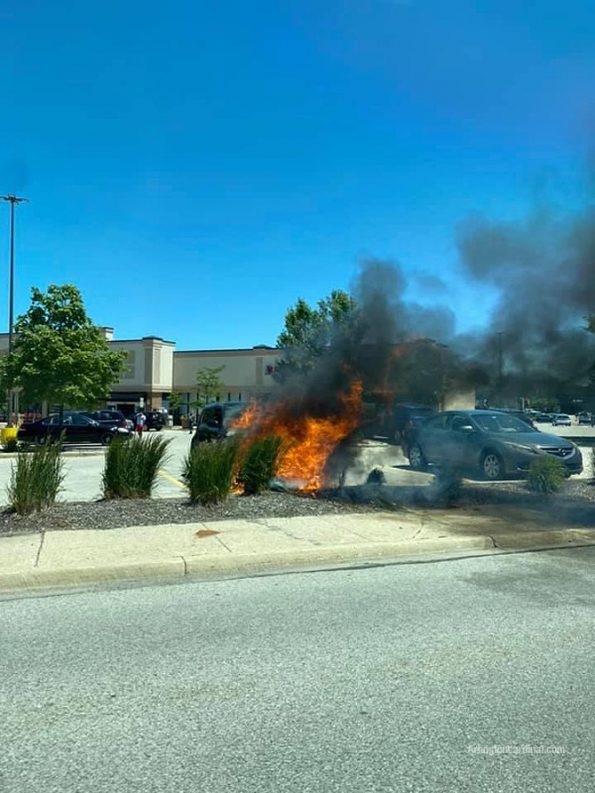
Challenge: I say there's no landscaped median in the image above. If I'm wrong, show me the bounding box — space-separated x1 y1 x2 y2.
2 508 595 594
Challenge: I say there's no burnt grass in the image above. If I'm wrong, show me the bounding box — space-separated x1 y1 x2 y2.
0 478 593 537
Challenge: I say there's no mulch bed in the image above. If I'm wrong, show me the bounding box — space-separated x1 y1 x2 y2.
1 480 593 537
0 491 385 536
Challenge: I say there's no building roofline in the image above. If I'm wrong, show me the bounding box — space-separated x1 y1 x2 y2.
175 346 279 355
111 337 176 345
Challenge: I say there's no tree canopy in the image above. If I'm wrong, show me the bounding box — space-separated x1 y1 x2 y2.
0 284 126 409
275 290 357 382
193 365 225 408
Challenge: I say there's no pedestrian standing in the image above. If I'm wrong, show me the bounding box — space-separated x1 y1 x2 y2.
135 410 146 437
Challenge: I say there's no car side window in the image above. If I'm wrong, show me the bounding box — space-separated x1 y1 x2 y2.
423 415 448 431
72 414 91 426
201 407 216 425
450 415 473 432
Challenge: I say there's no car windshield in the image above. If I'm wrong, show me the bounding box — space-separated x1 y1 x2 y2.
223 405 246 425
473 413 536 434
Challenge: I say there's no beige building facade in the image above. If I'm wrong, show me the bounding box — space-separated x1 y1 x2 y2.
0 328 475 416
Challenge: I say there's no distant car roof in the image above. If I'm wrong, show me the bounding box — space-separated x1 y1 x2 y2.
203 401 245 409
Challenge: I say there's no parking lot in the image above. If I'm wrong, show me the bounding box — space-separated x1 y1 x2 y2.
0 425 591 507
0 430 194 506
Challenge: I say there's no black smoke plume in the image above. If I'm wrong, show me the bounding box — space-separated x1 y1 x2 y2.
456 202 595 398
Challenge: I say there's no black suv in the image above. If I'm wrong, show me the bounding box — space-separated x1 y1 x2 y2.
145 411 166 431
191 402 246 447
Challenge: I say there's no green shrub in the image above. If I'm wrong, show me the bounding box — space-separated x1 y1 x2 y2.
527 456 566 493
239 435 283 495
7 442 64 515
103 434 170 499
182 439 239 505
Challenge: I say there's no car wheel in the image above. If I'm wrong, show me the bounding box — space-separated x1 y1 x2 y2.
481 451 503 480
101 433 114 446
408 444 427 471
34 435 47 446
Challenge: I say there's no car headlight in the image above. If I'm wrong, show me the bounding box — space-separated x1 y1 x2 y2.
502 441 539 453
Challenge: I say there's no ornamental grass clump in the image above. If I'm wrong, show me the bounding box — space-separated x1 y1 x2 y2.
238 435 283 495
527 456 566 494
103 434 170 499
7 441 64 515
182 439 239 505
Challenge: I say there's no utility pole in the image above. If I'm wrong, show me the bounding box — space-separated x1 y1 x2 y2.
2 194 28 426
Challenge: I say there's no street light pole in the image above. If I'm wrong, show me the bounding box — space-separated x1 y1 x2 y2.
2 194 28 425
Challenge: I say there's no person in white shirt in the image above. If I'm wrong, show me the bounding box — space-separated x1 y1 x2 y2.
135 411 146 436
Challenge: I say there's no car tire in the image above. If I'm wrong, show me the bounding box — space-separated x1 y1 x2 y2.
408 444 427 471
481 450 504 480
34 435 47 446
101 433 114 446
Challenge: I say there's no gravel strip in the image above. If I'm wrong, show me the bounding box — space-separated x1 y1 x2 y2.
0 491 385 536
1 480 593 537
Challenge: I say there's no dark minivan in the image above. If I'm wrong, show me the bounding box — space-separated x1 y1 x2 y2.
190 402 247 447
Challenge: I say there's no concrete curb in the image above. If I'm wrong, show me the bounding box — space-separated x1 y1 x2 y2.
491 529 595 549
0 558 185 592
0 450 105 459
2 529 595 595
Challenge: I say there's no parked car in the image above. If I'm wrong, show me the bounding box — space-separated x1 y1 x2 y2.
407 410 582 480
552 413 572 427
391 404 437 450
577 411 592 425
534 412 554 423
18 411 131 445
145 411 166 431
80 409 129 430
191 402 247 447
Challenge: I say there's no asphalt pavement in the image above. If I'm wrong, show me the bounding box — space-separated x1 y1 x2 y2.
2 548 595 792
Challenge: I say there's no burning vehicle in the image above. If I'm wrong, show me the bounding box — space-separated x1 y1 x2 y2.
407 409 583 480
190 401 247 446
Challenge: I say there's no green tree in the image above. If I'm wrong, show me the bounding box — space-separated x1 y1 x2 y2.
0 284 126 410
275 290 357 381
192 365 225 408
168 392 182 414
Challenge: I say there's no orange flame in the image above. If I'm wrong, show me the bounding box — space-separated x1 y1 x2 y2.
232 382 363 491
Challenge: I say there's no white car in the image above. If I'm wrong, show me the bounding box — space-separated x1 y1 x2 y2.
552 413 572 426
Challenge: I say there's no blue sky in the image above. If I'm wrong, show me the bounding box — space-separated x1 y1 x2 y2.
1 0 594 349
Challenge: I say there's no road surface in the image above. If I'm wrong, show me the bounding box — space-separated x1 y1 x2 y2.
2 548 595 791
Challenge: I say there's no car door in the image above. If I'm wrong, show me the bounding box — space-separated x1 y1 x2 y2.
417 414 450 463
198 406 222 441
36 415 60 441
445 414 478 469
60 414 78 442
68 413 96 443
